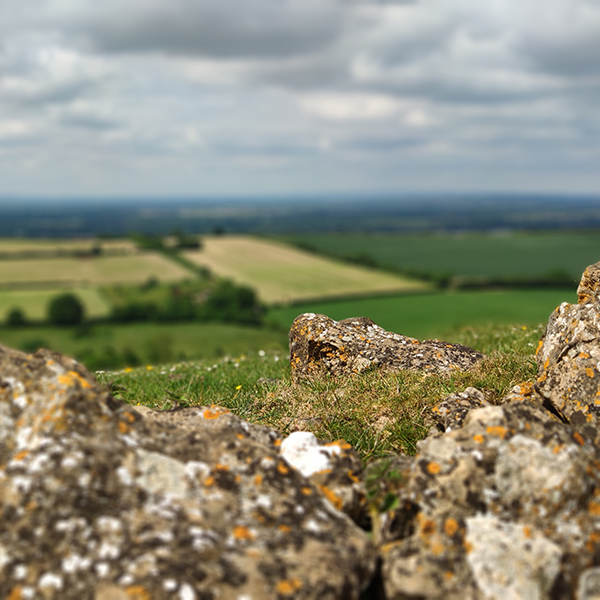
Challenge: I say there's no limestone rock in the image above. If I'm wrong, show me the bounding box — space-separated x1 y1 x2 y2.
372 399 600 600
536 263 600 432
289 313 485 380
431 386 490 432
0 344 376 599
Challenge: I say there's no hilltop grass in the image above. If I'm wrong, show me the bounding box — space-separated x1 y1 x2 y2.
98 322 543 463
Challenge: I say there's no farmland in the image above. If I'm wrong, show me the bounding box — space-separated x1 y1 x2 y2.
183 235 428 304
0 321 287 371
0 288 109 320
283 231 600 279
267 288 575 340
0 254 192 288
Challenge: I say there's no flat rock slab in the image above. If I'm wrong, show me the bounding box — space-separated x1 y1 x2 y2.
0 344 376 599
289 313 485 380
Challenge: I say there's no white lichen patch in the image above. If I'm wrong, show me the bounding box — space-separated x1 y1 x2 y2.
135 448 188 500
280 431 341 477
38 572 63 591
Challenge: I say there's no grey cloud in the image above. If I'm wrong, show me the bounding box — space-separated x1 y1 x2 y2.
69 1 344 59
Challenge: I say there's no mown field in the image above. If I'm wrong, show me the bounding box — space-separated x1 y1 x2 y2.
267 289 575 340
283 231 600 278
183 235 428 303
0 254 192 288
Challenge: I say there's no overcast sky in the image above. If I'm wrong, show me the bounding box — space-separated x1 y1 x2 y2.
1 0 599 199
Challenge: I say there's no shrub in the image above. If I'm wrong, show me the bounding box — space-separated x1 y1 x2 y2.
200 280 263 325
5 307 27 327
47 293 85 326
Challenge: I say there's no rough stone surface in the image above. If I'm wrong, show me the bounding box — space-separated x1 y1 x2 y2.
289 313 485 380
536 267 600 432
578 262 600 304
431 386 490 432
0 345 376 599
372 400 600 599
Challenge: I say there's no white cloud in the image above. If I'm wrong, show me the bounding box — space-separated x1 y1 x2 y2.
0 0 599 196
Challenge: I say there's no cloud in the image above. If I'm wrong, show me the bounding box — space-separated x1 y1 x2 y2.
0 0 599 196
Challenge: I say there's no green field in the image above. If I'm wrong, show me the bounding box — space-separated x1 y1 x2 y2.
267 289 575 340
184 235 428 303
284 232 600 278
0 322 288 371
0 288 110 321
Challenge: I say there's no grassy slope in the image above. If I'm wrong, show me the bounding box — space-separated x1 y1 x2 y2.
285 231 600 278
267 288 574 340
100 323 543 461
183 235 429 303
0 322 288 366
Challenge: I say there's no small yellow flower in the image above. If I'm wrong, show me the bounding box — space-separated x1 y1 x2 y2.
124 367 133 373
146 365 153 370
235 385 242 390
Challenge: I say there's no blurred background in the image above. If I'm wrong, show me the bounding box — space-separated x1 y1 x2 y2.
0 0 599 369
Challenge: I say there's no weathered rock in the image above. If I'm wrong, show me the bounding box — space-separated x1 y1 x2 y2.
431 386 490 432
536 263 600 432
371 399 600 600
289 313 485 380
0 345 376 599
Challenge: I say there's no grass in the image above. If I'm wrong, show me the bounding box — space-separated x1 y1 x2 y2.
98 322 544 463
0 253 193 287
0 321 288 369
0 288 110 321
183 235 429 303
267 288 575 340
285 231 600 278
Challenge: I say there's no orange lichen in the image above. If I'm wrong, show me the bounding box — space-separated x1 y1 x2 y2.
301 487 312 496
204 476 215 487
236 434 244 440
8 587 23 600
419 517 436 536
58 370 92 389
318 485 344 511
278 524 292 533
215 464 229 472
203 405 230 420
444 518 459 537
473 435 484 444
325 439 352 450
13 450 29 461
573 432 586 446
118 422 130 434
486 426 508 439
126 587 152 600
233 525 255 541
588 501 600 516
277 463 290 475
523 526 532 538
426 461 441 475
276 578 303 595
254 474 263 486
347 470 360 484
273 439 282 447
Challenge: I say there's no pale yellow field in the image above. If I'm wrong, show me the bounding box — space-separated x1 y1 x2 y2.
0 288 110 321
0 238 137 255
183 236 430 303
0 254 193 287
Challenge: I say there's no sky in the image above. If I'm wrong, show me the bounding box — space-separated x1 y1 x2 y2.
1 0 600 199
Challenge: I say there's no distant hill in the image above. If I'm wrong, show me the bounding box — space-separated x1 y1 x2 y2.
1 194 600 237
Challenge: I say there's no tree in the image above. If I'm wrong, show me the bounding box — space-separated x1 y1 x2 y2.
6 307 27 327
47 293 85 326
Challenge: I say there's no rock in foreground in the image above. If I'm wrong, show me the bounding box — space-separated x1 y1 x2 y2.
0 345 375 599
289 313 485 380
